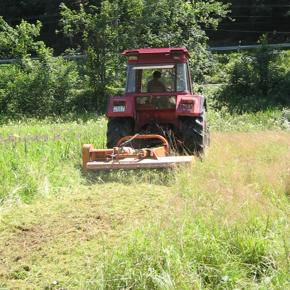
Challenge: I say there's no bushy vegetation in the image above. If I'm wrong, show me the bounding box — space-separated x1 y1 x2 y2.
1 5 290 118
0 57 84 117
213 38 290 112
0 17 88 117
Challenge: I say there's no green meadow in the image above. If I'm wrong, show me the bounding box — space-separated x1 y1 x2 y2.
0 112 289 289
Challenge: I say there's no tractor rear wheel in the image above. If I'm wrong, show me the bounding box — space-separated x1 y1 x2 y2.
180 113 209 156
107 117 133 148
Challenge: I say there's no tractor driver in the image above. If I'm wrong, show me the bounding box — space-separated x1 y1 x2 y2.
147 71 166 93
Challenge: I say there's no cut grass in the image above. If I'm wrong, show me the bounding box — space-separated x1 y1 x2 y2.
0 183 171 289
0 118 289 289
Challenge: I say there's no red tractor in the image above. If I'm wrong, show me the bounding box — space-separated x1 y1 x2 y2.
106 48 209 155
82 48 209 171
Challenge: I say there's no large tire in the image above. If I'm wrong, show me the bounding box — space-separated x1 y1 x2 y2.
106 118 133 148
180 113 209 156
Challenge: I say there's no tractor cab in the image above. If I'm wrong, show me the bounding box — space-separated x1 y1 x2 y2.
126 54 191 92
126 62 191 110
124 48 192 94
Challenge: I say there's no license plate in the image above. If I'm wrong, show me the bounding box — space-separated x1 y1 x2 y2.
113 106 125 112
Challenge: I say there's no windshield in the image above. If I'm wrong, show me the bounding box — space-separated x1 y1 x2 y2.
126 63 190 93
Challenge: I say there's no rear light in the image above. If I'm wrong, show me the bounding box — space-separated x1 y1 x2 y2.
113 101 126 112
179 103 193 111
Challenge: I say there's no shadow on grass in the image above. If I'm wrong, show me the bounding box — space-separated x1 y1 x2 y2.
81 167 174 186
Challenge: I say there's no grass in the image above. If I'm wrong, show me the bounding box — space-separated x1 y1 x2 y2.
208 108 287 132
0 116 107 203
0 114 289 289
0 110 287 204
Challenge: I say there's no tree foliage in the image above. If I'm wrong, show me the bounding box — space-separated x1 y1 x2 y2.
214 37 290 112
0 17 45 58
60 0 229 109
0 19 82 117
1 2 288 118
1 0 289 50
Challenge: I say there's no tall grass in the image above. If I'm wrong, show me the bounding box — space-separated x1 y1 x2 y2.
0 110 288 204
95 215 288 289
0 116 107 203
208 108 286 132
0 115 289 289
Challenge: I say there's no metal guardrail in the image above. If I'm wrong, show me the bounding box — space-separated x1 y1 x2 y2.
208 43 290 51
0 54 87 65
1 43 290 64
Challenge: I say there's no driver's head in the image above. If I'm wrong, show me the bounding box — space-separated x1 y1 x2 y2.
153 71 162 79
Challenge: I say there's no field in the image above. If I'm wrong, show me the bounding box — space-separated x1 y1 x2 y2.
0 113 289 289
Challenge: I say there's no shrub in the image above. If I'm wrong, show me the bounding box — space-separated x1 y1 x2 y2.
0 18 84 118
0 54 82 118
214 37 290 113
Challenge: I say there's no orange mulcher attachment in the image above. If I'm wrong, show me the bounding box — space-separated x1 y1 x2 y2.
82 134 193 171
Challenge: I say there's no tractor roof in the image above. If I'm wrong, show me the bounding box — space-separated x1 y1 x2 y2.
123 48 190 64
123 48 190 57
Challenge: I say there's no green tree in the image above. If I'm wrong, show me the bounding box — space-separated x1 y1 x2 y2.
0 17 44 58
214 36 290 112
0 18 81 117
60 0 229 110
